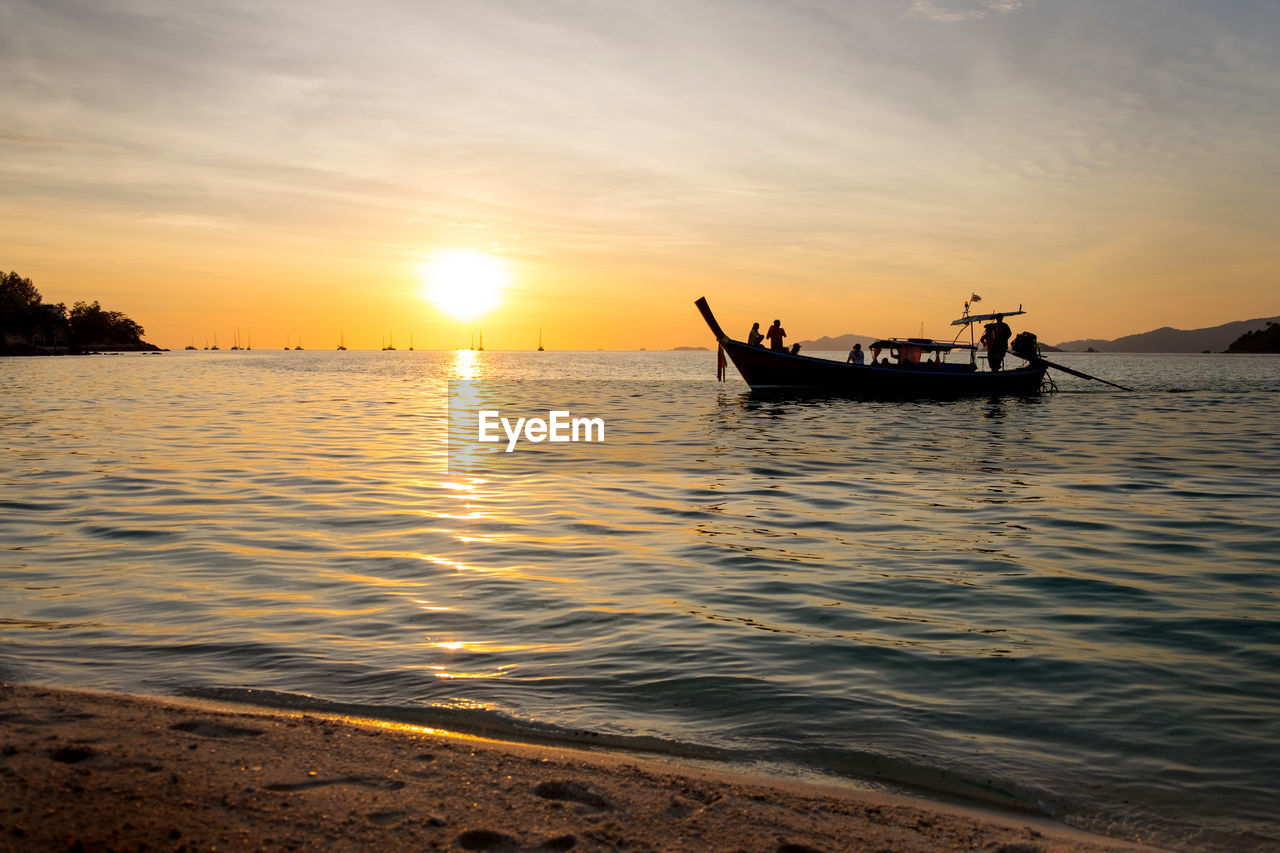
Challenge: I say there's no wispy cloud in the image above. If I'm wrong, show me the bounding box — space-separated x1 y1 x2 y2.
2 0 1278 342
907 0 1028 23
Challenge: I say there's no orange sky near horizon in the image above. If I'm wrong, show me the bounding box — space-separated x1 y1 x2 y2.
3 2 1278 351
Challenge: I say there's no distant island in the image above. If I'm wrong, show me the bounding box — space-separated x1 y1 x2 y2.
792 333 879 352
1 270 160 355
1055 315 1280 352
793 315 1280 354
793 331 1063 354
670 345 709 351
1226 321 1280 353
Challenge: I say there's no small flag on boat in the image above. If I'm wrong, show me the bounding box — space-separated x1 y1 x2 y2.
970 293 982 303
716 344 726 382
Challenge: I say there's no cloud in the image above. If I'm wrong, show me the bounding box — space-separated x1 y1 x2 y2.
907 0 1028 23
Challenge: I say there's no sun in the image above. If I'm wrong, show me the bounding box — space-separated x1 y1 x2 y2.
419 249 509 321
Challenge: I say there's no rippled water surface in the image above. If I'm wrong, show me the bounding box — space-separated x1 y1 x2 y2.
2 350 1278 851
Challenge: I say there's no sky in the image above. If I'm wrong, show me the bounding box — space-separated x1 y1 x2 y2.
3 0 1278 350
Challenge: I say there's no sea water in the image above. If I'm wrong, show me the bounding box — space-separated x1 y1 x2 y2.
2 350 1278 852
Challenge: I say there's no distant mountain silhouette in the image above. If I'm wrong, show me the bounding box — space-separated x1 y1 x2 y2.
1054 316 1280 352
793 332 1061 353
792 333 879 351
763 315 1280 355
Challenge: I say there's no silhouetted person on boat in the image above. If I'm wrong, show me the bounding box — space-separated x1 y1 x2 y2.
747 322 765 347
789 343 802 355
847 343 864 364
766 319 787 351
980 314 1013 371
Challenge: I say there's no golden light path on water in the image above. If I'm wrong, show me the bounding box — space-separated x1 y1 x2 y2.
418 347 583 686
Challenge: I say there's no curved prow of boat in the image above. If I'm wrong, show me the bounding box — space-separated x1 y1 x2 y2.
694 296 728 342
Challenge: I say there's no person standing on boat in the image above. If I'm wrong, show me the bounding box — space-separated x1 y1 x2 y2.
847 343 864 364
980 314 1013 371
766 319 787 351
747 322 765 347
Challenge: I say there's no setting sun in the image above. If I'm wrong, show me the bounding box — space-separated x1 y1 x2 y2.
420 249 509 321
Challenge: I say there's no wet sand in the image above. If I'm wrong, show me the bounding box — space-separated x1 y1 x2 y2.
1 682 1167 852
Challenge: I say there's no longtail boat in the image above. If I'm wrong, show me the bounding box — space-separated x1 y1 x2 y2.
695 296 1050 396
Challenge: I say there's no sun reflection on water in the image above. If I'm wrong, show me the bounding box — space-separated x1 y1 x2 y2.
450 348 484 381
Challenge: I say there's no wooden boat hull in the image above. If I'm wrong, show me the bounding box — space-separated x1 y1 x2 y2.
720 338 1046 396
697 297 1046 397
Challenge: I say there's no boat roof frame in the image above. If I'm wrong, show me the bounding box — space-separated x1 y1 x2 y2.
872 338 977 353
951 308 1025 326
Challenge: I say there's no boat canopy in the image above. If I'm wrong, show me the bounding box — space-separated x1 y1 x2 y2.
871 338 976 353
951 308 1025 326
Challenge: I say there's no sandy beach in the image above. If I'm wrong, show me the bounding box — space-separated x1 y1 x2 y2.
0 682 1168 853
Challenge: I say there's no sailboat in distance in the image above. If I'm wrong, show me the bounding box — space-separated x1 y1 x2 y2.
538 328 544 351
477 329 484 351
337 331 347 351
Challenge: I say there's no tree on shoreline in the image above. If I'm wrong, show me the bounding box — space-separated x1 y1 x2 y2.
1226 321 1280 353
1 270 158 354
